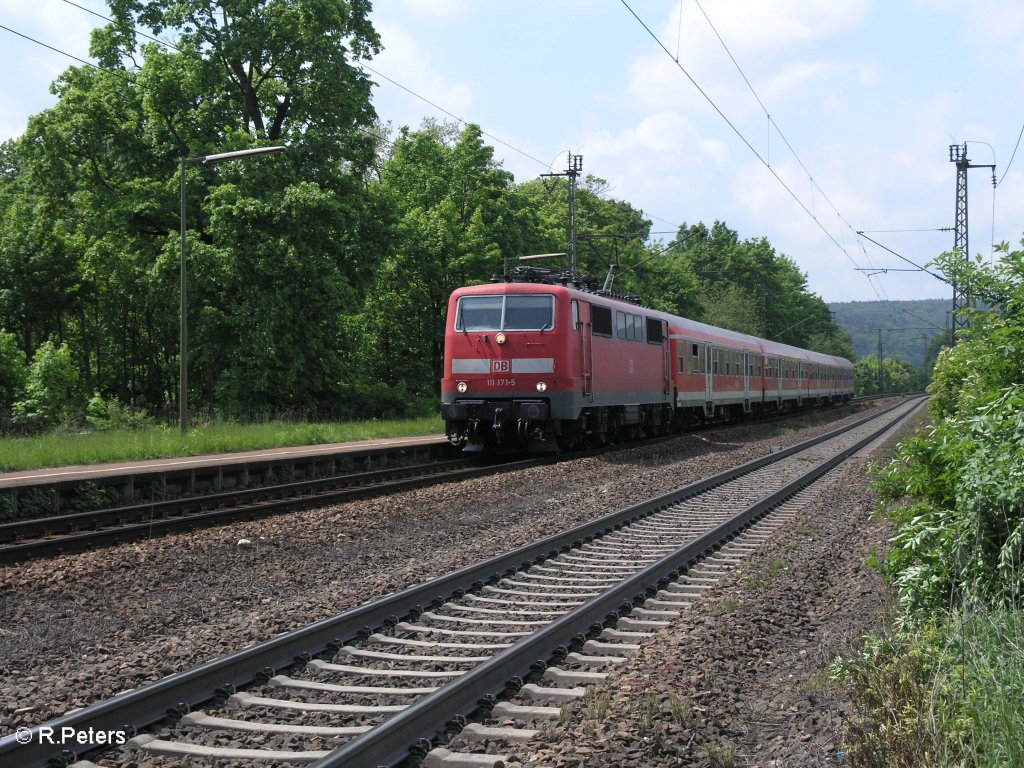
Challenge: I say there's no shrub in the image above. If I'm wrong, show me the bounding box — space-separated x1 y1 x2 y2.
11 340 78 432
85 393 153 431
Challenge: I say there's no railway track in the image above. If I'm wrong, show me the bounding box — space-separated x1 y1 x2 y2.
0 399 888 564
0 395 924 768
0 456 551 563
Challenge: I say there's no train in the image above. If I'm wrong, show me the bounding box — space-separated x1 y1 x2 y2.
440 269 854 452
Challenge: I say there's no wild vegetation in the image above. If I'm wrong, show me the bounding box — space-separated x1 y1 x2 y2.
0 0 855 440
834 242 1024 767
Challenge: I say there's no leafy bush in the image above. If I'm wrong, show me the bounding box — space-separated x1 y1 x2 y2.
838 240 1024 767
11 340 78 432
85 393 153 431
873 241 1024 615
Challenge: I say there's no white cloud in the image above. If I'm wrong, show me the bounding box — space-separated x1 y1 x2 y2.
369 24 475 130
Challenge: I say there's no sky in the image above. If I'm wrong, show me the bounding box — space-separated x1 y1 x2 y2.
1 0 1022 307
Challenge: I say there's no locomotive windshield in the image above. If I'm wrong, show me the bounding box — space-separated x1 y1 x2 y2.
455 294 554 331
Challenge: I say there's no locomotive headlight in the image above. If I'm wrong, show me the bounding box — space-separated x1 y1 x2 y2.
495 332 507 345
456 381 468 393
536 381 547 392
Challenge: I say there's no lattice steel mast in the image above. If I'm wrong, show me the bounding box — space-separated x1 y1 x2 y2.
948 143 995 344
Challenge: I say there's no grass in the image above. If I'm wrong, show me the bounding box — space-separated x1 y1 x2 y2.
0 416 445 472
835 608 1024 768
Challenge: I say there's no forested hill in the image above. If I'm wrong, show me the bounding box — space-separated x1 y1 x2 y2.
828 299 949 366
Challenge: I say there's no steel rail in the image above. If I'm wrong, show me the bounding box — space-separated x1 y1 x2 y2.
0 458 548 563
0 397 878 562
313 396 925 767
0 397 917 767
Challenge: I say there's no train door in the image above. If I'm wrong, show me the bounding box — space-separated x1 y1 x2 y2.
743 351 751 411
661 320 670 398
704 342 713 405
573 300 593 402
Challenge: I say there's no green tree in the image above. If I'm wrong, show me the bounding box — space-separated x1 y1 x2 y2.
0 330 24 420
0 0 383 421
354 122 537 402
517 173 652 282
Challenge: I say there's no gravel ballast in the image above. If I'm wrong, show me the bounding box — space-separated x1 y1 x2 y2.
0 400 914 763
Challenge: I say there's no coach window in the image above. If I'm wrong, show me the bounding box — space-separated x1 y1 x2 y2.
678 347 686 374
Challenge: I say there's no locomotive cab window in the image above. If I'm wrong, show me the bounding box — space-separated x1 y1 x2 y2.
455 294 555 332
504 295 555 330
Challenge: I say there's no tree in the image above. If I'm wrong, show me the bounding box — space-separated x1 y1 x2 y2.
0 1 384 421
0 330 24 421
353 122 537 403
516 174 652 282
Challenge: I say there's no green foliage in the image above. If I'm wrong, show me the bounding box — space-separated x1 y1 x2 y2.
86 393 153 431
874 241 1024 614
855 354 928 396
0 0 382 423
11 341 79 432
624 221 851 352
0 329 24 416
835 240 1024 768
354 121 537 396
835 612 1024 768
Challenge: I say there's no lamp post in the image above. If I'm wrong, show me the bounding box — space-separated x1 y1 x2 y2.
179 145 286 433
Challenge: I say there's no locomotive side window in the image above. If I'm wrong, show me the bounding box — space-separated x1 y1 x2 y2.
646 317 663 344
572 300 580 329
592 305 613 336
615 311 627 339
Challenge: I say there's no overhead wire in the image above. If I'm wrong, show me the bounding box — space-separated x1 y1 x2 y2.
996 121 1023 186
618 0 877 296
358 63 554 171
690 0 875 278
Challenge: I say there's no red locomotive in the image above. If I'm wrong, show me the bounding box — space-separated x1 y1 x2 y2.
440 272 854 452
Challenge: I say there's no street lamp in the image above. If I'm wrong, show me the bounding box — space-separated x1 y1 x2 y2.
179 145 286 433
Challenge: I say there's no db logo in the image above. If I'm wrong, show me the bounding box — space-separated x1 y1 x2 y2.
492 360 511 373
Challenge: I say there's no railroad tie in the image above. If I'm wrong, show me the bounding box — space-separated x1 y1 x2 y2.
128 734 329 764
422 746 509 767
